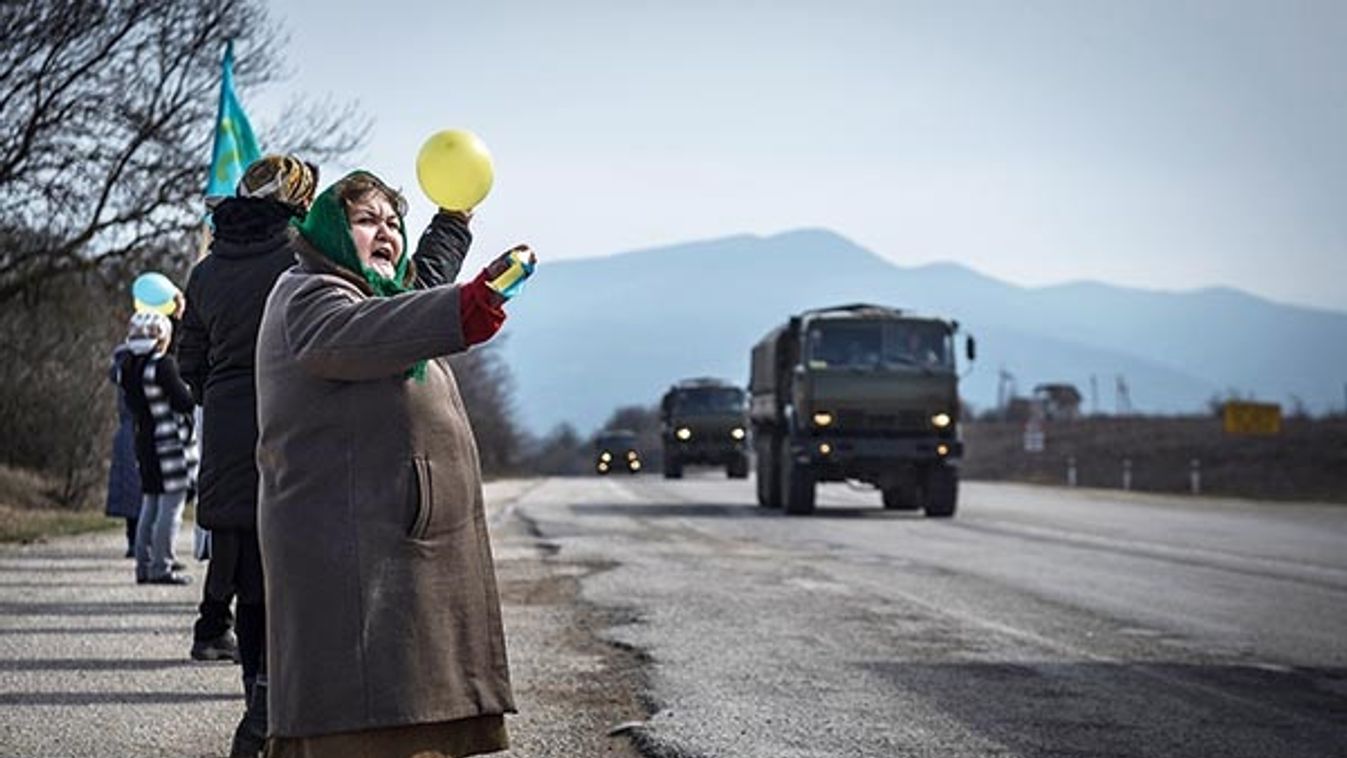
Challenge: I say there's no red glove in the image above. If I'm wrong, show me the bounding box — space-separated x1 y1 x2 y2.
459 268 507 346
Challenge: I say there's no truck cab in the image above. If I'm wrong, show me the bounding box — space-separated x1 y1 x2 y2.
749 304 974 516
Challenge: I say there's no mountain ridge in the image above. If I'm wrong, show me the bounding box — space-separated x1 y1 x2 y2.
497 228 1346 434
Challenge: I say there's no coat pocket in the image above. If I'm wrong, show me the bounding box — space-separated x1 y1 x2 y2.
407 456 434 539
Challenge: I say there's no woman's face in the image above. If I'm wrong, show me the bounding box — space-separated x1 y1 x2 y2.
347 191 403 279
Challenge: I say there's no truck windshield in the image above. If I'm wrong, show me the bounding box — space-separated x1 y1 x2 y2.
806 320 953 371
673 388 745 415
596 434 636 450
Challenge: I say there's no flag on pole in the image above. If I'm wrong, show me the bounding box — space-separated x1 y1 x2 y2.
206 41 261 201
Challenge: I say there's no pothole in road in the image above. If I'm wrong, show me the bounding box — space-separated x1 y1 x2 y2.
495 515 665 758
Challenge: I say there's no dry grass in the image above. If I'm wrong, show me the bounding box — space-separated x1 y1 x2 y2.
963 416 1347 504
0 464 118 544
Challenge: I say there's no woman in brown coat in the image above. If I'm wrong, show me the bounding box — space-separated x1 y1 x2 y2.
255 171 529 758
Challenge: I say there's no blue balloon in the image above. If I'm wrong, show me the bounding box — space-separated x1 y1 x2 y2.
132 272 180 315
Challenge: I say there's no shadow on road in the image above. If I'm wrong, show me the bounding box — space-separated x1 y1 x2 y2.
571 502 928 520
0 657 202 672
0 691 238 706
0 580 152 589
864 660 1347 758
0 550 136 564
0 625 184 636
0 562 123 573
0 600 198 616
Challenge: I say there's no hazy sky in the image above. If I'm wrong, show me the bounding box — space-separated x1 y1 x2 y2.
251 0 1346 312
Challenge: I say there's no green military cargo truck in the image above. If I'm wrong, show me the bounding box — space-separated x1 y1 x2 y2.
749 303 975 516
660 378 750 479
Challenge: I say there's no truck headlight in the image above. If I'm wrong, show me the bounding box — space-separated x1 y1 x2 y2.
600 451 612 462
676 427 692 441
627 450 638 461
812 412 833 427
730 427 746 440
931 412 952 428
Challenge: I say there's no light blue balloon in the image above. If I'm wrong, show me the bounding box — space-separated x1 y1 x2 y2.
132 272 179 313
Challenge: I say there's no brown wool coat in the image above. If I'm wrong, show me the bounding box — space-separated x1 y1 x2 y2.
255 236 514 739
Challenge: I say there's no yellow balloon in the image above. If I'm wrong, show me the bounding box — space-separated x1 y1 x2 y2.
415 129 494 211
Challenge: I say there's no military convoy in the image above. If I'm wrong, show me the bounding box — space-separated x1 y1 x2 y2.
660 378 750 479
594 302 974 519
748 304 974 517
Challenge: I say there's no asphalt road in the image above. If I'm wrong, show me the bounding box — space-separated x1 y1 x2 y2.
513 474 1347 758
3 476 1345 757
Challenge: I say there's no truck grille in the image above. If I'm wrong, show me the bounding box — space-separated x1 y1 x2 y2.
835 409 928 432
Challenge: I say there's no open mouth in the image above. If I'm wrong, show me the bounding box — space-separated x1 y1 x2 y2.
369 246 396 275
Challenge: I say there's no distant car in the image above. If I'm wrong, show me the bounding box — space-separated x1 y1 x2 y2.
594 430 642 475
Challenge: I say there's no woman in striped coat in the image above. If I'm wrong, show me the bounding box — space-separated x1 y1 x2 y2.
115 311 195 585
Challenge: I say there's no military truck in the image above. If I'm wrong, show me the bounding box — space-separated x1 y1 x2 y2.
749 303 975 516
660 378 750 479
594 429 642 475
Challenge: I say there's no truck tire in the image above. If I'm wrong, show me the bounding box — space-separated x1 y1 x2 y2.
779 439 816 515
881 485 920 511
923 466 958 518
727 454 749 479
663 455 683 479
756 438 781 508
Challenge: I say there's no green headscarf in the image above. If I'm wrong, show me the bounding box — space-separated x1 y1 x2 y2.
292 171 426 381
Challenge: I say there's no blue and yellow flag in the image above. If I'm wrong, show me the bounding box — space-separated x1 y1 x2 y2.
206 41 261 200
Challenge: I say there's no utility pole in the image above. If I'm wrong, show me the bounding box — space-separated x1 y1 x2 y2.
1115 375 1133 416
997 367 1017 421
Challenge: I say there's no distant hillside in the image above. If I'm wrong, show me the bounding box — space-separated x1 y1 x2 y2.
497 229 1347 434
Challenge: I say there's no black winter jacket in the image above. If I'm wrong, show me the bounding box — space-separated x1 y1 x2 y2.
116 347 195 495
179 198 471 530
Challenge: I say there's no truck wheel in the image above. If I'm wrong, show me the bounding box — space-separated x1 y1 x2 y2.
881 485 920 511
663 457 683 480
756 439 781 508
727 455 749 479
779 439 816 515
922 466 958 518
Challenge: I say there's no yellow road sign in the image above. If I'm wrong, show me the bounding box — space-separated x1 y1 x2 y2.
1223 401 1281 436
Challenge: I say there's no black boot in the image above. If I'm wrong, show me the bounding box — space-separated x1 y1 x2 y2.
229 677 267 757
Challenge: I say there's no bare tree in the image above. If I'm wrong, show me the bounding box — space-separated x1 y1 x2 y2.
0 272 124 507
521 423 588 475
448 341 524 477
0 0 367 303
0 0 368 508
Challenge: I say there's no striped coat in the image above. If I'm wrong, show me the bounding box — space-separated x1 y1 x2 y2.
116 345 196 494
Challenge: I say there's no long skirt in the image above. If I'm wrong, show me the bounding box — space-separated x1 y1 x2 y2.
265 714 507 758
